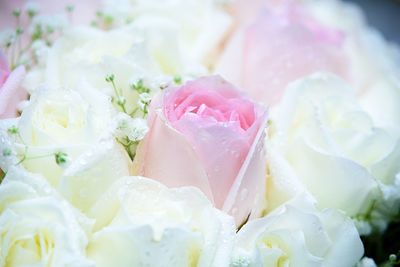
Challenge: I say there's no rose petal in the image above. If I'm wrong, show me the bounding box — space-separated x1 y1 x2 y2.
216 5 348 105
0 66 26 118
134 111 215 203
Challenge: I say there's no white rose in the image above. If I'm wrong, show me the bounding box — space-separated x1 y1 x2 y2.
303 0 400 132
357 257 377 267
101 0 231 67
23 22 216 113
267 73 400 231
23 26 152 111
87 176 235 267
0 82 132 214
0 167 93 267
231 196 363 267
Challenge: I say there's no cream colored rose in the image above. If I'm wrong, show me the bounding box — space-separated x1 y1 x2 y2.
24 26 153 112
303 0 400 132
87 176 235 267
267 73 400 232
231 196 363 267
23 22 219 113
101 0 231 67
0 82 131 214
0 167 93 267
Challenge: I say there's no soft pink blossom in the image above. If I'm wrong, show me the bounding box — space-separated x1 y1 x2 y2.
0 51 26 119
216 0 348 105
0 52 9 85
134 76 268 225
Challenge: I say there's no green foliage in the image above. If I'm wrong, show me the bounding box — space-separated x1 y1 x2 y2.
363 217 400 266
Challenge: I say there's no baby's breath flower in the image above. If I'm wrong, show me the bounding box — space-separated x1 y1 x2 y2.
7 126 19 136
114 113 148 142
139 92 151 104
2 148 12 157
66 5 75 13
0 29 16 48
138 93 151 116
31 39 49 62
173 75 182 85
24 1 40 18
29 14 68 36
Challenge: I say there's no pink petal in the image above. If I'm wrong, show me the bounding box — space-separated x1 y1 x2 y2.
134 110 215 203
0 50 10 85
223 109 269 225
0 51 8 71
0 66 26 119
172 114 251 208
216 5 349 106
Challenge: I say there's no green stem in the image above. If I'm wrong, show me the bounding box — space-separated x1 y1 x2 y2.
110 79 127 113
130 107 139 117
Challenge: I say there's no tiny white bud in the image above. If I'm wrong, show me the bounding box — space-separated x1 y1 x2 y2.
117 96 126 106
0 29 16 47
114 113 148 142
55 152 70 168
2 148 12 157
24 1 40 16
139 93 151 103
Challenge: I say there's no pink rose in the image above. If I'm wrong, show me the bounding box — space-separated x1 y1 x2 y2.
134 76 268 225
216 1 348 105
0 51 26 119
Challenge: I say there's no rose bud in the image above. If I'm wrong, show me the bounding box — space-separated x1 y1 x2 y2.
134 76 268 225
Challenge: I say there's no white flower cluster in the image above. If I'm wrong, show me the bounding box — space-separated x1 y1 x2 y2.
114 113 148 142
0 1 240 266
265 73 400 234
262 0 400 234
0 0 399 266
28 14 68 36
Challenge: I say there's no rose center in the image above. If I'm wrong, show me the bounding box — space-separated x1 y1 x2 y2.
170 90 255 131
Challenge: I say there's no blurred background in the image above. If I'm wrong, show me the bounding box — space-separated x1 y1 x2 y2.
0 0 399 265
1 0 399 45
346 0 400 44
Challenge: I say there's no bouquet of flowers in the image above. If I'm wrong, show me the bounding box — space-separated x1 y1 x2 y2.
0 0 399 266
